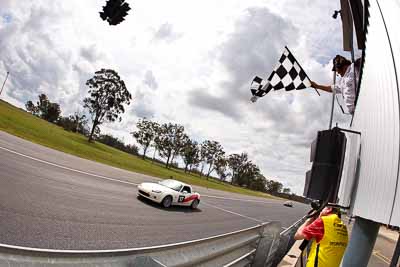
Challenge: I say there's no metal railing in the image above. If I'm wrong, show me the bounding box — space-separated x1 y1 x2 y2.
267 216 307 267
0 217 306 267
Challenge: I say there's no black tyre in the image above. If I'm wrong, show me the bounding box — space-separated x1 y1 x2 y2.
191 199 200 209
162 196 173 208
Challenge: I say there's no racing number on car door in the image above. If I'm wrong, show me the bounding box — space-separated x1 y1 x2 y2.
178 195 185 202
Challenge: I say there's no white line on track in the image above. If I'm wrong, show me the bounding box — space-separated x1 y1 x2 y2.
201 194 276 204
0 146 139 186
201 201 265 223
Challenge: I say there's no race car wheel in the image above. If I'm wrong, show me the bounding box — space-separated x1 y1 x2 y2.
162 196 173 208
191 199 200 209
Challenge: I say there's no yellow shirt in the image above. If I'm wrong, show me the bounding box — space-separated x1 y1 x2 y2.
307 214 348 267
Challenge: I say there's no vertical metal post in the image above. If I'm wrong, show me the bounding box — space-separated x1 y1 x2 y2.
329 71 337 129
252 222 282 267
341 216 380 267
348 0 356 63
0 71 10 96
347 2 358 113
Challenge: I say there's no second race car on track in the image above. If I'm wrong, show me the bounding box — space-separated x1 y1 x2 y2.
137 179 201 209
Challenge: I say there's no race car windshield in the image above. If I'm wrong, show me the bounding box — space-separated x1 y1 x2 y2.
159 180 183 191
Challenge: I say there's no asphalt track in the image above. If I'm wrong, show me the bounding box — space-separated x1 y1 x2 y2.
0 131 308 250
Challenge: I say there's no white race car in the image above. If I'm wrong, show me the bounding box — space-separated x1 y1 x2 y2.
283 201 293 207
137 179 200 209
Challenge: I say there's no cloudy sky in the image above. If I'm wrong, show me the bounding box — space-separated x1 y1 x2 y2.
0 0 355 194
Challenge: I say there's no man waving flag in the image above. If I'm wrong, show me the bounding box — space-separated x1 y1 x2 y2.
250 46 319 102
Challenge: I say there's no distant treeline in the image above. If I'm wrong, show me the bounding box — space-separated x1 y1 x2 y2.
25 93 296 196
131 118 292 195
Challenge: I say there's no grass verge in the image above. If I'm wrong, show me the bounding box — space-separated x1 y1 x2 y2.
0 99 279 200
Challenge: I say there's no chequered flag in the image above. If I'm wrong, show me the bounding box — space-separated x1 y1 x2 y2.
250 76 273 102
250 46 318 102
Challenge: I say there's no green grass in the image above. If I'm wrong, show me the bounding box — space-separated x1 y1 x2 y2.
0 99 279 200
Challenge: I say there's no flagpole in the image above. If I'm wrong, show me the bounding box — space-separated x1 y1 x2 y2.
329 71 337 129
0 71 10 97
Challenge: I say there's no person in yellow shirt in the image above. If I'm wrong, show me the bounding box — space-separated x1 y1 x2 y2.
294 207 348 267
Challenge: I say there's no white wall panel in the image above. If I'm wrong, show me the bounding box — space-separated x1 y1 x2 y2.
378 0 400 226
350 0 400 225
338 133 361 209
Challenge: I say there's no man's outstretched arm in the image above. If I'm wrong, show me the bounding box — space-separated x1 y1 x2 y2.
310 81 333 93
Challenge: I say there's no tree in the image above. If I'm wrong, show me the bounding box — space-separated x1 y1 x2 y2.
181 139 200 173
92 125 101 140
43 102 61 123
97 134 139 155
25 101 39 116
249 174 267 192
69 112 88 133
228 153 248 185
157 123 186 168
25 94 61 123
58 116 74 132
151 123 162 163
283 188 291 194
98 134 125 150
265 179 283 193
199 141 208 177
201 140 225 178
170 133 189 166
190 153 202 172
132 118 159 159
37 94 50 116
83 69 132 142
215 156 229 181
226 153 262 188
58 114 87 134
239 161 260 187
125 144 139 155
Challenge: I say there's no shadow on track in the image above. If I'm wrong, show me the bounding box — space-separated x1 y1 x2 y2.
137 196 202 213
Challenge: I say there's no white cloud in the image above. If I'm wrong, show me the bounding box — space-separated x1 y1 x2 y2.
0 0 354 194
143 70 158 90
152 23 183 43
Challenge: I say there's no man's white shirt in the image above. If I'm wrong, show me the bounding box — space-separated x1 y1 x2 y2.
331 63 358 114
